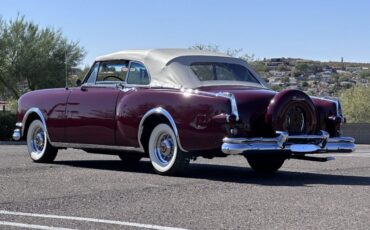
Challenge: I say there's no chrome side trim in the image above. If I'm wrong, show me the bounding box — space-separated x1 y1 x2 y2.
222 130 355 155
179 88 239 122
20 107 49 141
191 90 239 122
215 92 239 122
50 142 144 152
138 107 187 152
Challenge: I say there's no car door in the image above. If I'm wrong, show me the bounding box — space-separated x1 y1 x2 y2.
65 61 129 145
115 61 151 147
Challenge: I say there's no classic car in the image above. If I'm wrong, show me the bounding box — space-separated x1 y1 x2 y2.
12 48 355 175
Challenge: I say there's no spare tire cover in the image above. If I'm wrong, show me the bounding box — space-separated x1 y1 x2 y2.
265 89 317 134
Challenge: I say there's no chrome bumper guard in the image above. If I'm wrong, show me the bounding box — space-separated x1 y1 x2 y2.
222 130 355 155
12 122 23 141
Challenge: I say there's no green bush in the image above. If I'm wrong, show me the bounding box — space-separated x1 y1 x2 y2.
340 86 370 123
0 112 16 141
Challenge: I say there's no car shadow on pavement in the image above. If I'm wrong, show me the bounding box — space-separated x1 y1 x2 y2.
53 159 370 187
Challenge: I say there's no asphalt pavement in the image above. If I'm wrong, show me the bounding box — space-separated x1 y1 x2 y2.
0 145 369 230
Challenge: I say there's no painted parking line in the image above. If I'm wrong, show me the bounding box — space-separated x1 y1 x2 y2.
331 152 370 158
0 210 188 230
0 221 75 230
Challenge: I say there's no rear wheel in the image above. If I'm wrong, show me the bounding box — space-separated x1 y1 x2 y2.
245 155 285 173
27 120 58 163
148 124 190 175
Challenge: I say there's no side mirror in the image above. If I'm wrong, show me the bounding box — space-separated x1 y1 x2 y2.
76 79 82 87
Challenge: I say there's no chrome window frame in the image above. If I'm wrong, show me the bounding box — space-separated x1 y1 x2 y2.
82 60 151 89
125 61 151 86
94 60 130 84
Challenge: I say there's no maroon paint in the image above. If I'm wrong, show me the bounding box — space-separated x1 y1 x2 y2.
18 88 70 142
311 97 339 136
16 84 340 153
65 87 120 145
115 88 231 151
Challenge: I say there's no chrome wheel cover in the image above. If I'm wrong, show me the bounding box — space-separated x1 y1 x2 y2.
27 120 47 160
148 124 178 173
31 127 45 154
155 132 175 165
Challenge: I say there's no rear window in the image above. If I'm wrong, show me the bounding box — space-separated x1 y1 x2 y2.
190 62 259 84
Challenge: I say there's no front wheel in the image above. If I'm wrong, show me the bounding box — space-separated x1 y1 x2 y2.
245 155 285 173
27 120 58 163
148 124 190 175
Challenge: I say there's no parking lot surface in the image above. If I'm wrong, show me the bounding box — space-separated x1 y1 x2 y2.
1 145 369 229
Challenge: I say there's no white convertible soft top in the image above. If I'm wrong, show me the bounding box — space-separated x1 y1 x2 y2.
95 48 266 89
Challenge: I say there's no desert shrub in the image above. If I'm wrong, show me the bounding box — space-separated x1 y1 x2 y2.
340 86 370 123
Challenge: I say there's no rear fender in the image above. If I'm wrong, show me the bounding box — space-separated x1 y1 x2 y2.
115 88 231 152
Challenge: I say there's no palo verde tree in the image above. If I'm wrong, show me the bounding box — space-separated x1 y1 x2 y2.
0 15 85 99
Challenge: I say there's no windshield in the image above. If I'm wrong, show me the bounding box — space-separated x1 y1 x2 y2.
190 62 260 84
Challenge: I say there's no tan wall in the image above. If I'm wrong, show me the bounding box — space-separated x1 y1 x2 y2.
342 123 370 144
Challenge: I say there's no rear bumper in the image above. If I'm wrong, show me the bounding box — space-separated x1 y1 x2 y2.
222 130 355 155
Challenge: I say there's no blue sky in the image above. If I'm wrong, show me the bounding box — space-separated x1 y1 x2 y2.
1 0 369 66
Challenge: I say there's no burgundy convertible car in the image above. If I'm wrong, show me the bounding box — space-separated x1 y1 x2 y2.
12 49 355 175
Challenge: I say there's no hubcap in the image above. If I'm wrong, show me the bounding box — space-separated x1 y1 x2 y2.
283 106 306 134
155 132 174 164
32 127 45 153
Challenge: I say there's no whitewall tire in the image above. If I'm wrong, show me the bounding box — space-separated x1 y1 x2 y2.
27 120 58 163
148 124 189 175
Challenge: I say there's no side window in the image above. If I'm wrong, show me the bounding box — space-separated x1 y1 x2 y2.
85 62 99 84
127 62 150 85
96 61 129 83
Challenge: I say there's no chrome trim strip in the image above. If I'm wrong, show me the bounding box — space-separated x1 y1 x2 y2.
222 130 355 155
189 90 239 122
82 60 151 88
20 107 49 141
215 92 239 122
138 107 187 152
50 142 144 152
